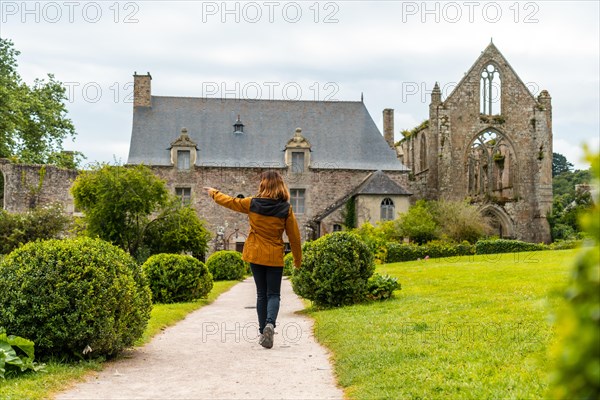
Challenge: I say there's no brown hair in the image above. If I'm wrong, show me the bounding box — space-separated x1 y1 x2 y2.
256 170 290 201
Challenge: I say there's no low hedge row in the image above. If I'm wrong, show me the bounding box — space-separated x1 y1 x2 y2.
385 238 582 263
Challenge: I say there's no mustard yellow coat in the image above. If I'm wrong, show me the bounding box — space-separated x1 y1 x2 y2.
209 190 302 268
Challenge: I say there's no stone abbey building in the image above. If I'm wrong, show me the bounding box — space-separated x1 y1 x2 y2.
395 42 552 243
0 42 552 249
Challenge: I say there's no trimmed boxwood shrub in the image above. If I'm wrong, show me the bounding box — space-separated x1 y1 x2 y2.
291 232 375 307
386 242 426 262
142 254 213 303
283 252 295 276
475 239 546 254
0 237 152 359
206 250 247 280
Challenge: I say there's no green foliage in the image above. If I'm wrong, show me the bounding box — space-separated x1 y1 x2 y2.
397 200 438 244
0 203 71 254
366 273 401 301
475 239 546 254
552 151 599 399
352 222 389 263
142 254 213 304
386 240 476 263
71 163 169 258
342 197 356 229
0 237 152 359
398 119 429 142
552 152 574 177
283 252 295 276
142 205 211 262
0 38 77 164
0 328 45 379
206 250 247 281
430 200 492 243
291 232 375 307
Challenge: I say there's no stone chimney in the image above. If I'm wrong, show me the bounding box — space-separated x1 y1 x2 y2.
383 108 394 148
133 72 152 107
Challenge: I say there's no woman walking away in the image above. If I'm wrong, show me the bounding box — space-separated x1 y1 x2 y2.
203 171 302 349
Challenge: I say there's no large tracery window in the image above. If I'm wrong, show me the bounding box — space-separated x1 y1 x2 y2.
467 130 516 200
480 64 501 115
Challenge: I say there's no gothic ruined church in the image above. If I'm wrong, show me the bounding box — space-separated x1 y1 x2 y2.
0 42 552 250
395 42 552 243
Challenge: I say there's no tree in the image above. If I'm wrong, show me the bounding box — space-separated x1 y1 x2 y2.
553 152 574 177
71 164 170 258
0 38 78 166
431 200 492 243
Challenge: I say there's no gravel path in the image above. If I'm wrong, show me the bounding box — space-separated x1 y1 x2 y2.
56 278 344 400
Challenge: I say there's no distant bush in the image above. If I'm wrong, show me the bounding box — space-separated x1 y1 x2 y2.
397 200 438 244
283 252 295 276
0 203 71 254
385 240 475 263
142 254 213 304
431 200 492 243
366 273 401 301
291 232 374 307
0 238 152 359
142 206 211 262
549 239 583 250
475 239 546 254
206 250 247 281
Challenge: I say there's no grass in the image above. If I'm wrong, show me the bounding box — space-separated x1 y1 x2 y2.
0 280 239 400
307 249 578 400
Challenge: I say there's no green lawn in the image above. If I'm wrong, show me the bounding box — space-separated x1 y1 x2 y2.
308 249 578 400
0 280 239 400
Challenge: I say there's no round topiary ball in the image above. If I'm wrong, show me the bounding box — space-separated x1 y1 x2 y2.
291 231 375 307
142 254 213 303
0 237 152 359
205 250 247 280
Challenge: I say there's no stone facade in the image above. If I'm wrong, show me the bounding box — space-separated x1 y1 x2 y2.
0 159 79 213
151 164 409 252
397 43 553 243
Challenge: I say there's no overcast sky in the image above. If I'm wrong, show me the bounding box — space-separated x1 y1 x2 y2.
1 0 598 169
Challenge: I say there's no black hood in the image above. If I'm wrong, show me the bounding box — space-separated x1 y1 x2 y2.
250 198 290 218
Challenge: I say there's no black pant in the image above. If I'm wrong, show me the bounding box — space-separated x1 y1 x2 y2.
250 263 283 334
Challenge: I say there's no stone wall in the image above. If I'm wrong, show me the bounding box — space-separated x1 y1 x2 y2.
152 164 410 254
0 159 79 213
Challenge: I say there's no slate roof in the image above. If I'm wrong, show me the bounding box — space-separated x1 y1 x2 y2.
128 96 408 171
355 170 412 195
311 170 412 222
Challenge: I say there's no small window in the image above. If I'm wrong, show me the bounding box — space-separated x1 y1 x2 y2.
176 187 191 205
290 189 305 214
236 194 245 199
291 152 305 173
332 224 342 232
177 150 191 170
380 198 394 221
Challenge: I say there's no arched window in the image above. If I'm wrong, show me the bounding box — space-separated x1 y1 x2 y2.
380 198 395 221
480 64 501 115
467 130 516 200
332 224 342 232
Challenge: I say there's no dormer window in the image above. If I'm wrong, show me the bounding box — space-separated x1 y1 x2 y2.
177 150 191 170
284 128 311 172
233 115 244 134
170 128 198 171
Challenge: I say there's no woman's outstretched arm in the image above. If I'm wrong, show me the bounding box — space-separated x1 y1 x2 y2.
203 187 251 214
